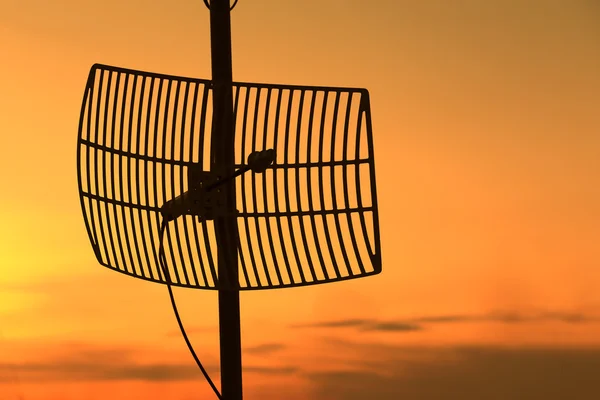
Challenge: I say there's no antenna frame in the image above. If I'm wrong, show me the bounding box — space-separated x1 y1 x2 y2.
75 1 382 398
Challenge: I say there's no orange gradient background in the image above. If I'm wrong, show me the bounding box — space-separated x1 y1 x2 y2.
1 0 599 399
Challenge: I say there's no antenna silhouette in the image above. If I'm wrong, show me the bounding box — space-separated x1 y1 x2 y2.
76 0 381 398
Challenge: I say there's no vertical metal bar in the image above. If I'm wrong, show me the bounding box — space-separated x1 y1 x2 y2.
259 88 284 285
197 84 219 285
249 88 273 286
188 82 210 287
78 74 99 262
330 92 352 276
169 80 191 285
282 90 306 283
161 80 182 284
361 91 381 266
93 70 111 267
293 90 317 282
81 72 98 256
151 78 166 280
341 93 366 275
116 74 137 276
209 0 243 398
101 71 119 271
232 85 251 288
108 72 130 275
304 90 328 280
353 93 372 268
134 75 154 279
270 88 295 284
143 77 162 281
316 90 341 279
240 87 261 286
125 74 147 278
179 81 201 287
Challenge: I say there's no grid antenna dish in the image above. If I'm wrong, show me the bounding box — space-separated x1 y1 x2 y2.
77 63 382 291
77 1 382 398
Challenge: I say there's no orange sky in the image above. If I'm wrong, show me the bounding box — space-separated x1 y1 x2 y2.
1 0 599 399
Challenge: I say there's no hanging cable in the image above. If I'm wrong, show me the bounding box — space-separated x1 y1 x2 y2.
203 0 240 11
158 219 223 400
157 151 273 398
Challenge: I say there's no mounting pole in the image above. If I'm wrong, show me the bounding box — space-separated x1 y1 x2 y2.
209 0 243 399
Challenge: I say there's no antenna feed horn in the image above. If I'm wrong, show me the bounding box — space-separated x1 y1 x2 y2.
247 149 275 173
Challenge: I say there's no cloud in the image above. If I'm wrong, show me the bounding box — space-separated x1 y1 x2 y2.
0 342 296 383
244 343 287 355
303 319 369 328
362 322 422 332
293 319 422 332
304 343 600 400
291 310 600 332
0 361 298 384
412 310 599 324
0 361 205 383
0 361 298 383
244 366 298 375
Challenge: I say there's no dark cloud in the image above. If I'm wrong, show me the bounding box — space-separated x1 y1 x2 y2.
245 366 298 375
0 361 205 383
0 342 296 383
298 319 370 328
244 343 287 355
413 310 598 324
292 310 600 332
0 359 297 383
362 322 422 332
305 344 600 400
293 319 421 332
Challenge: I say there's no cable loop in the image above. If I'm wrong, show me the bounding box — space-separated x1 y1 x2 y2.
159 220 223 399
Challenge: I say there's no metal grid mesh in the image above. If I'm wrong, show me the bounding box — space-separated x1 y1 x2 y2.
77 64 381 290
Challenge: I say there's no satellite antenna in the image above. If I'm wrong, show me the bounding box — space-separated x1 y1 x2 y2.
76 0 381 398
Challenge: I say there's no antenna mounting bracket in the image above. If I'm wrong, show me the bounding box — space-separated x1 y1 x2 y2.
161 165 231 222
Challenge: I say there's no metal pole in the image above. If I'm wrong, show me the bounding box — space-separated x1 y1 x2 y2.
208 1 243 399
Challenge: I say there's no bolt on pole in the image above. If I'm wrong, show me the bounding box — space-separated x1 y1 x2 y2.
208 0 244 399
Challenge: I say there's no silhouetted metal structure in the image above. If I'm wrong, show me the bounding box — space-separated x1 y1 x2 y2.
76 0 381 398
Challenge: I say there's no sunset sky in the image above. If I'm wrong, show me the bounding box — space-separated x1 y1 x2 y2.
1 0 600 399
